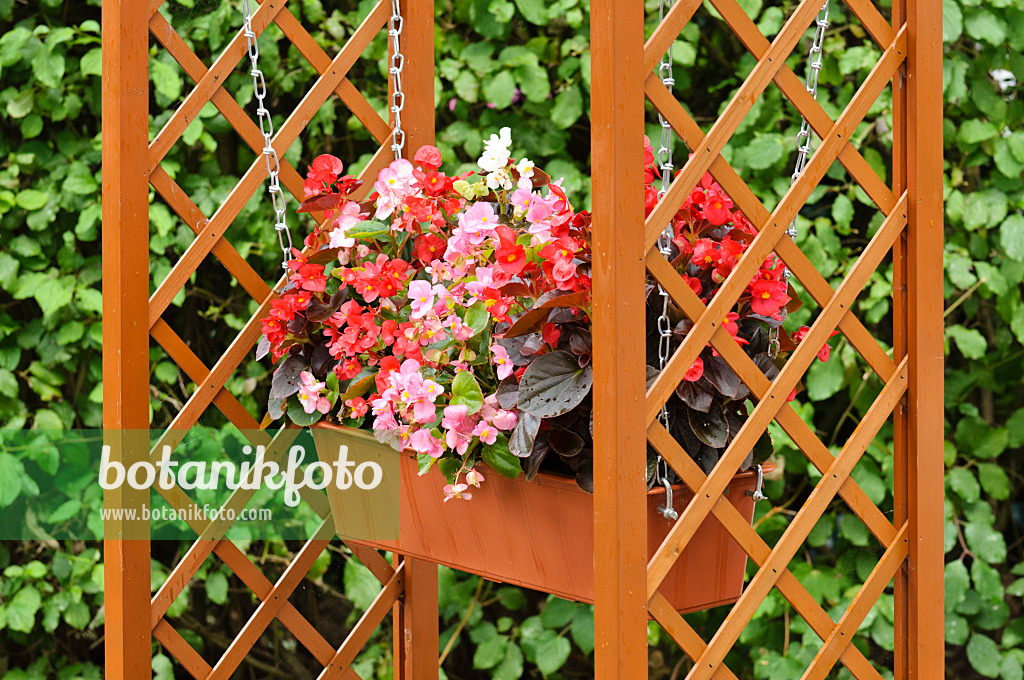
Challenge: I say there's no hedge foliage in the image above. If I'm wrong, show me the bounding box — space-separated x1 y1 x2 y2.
0 0 1022 677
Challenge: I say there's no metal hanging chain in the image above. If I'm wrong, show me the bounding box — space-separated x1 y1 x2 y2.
240 0 294 272
389 0 406 161
655 0 679 521
770 0 831 357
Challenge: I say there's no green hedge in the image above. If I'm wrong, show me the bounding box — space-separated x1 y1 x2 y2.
0 0 1022 677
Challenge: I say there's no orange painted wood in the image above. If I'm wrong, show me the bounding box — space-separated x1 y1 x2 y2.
329 432 761 614
685 360 909 677
317 564 405 680
642 0 704 75
102 0 153 677
644 31 906 424
702 0 897 215
590 1 649 676
643 0 828 248
643 78 897 383
646 195 908 595
842 0 897 49
648 593 738 680
645 422 884 680
646 253 898 549
801 525 910 680
153 619 213 679
273 9 391 143
906 0 945 676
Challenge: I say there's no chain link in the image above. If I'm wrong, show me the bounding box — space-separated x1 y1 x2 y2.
770 0 830 358
654 0 679 520
240 0 294 272
389 0 406 160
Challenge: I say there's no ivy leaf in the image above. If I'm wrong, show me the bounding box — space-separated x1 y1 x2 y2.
570 607 595 655
965 521 1007 564
958 119 998 145
517 351 593 418
743 134 785 170
943 0 963 42
514 0 548 24
1001 214 1024 261
205 570 229 605
534 635 571 676
0 452 24 507
945 560 969 612
966 633 1002 678
7 585 41 633
540 596 576 628
492 643 525 680
550 85 583 130
947 324 987 359
451 370 485 415
977 464 1009 500
805 352 845 400
964 9 1006 46
473 634 509 670
483 70 516 109
947 467 980 503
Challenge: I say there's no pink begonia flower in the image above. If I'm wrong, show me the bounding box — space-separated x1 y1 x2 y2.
328 202 366 249
510 179 534 213
418 319 446 346
490 344 513 380
465 267 495 303
465 468 485 487
446 315 474 342
297 371 330 414
443 483 471 502
472 420 499 445
409 429 444 458
492 409 517 431
458 202 499 244
408 280 435 319
373 159 416 219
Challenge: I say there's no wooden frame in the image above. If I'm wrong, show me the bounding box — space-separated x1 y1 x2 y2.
102 0 943 676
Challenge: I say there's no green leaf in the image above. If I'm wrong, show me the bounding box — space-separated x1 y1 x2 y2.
973 559 1005 601
150 58 182 100
153 653 175 680
974 428 1009 459
948 467 980 503
550 85 583 130
16 189 49 211
473 634 509 670
47 499 81 524
493 643 524 680
1001 214 1024 261
0 452 24 507
346 220 391 240
64 600 91 630
343 558 381 610
965 521 1008 564
481 434 521 479
947 324 987 359
839 514 869 546
34 276 74 318
964 10 1006 45
31 44 65 88
81 47 102 76
946 614 969 645
7 585 41 633
516 62 550 102
540 596 576 628
451 370 485 414
743 134 785 170
205 570 229 604
570 607 594 655
483 70 516 109
943 0 963 42
978 463 1010 500
959 119 998 145
514 0 547 24
464 302 490 336
805 351 845 400
534 635 571 676
1001 655 1023 680
967 633 1002 678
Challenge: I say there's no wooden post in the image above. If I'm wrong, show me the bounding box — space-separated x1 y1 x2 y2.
394 2 439 678
590 1 648 678
906 0 944 677
102 0 152 678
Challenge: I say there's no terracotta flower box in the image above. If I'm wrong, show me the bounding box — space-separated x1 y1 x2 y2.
315 425 763 614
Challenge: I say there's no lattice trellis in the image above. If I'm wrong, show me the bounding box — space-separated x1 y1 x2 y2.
103 0 942 676
104 0 435 678
638 0 933 678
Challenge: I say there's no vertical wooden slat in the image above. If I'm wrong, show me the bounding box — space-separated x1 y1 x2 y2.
906 0 945 677
394 2 439 678
890 0 910 675
591 1 647 678
102 0 152 678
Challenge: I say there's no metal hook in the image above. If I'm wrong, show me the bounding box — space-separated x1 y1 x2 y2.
658 477 678 520
746 464 767 502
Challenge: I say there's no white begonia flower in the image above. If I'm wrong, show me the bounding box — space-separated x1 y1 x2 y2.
477 127 513 174
485 167 514 191
515 157 535 179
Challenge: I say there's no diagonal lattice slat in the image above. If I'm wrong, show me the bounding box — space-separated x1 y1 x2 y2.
640 1 915 677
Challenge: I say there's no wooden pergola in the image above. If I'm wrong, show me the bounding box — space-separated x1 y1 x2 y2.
101 0 944 677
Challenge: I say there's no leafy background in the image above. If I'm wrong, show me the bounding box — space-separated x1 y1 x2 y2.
0 0 1022 677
